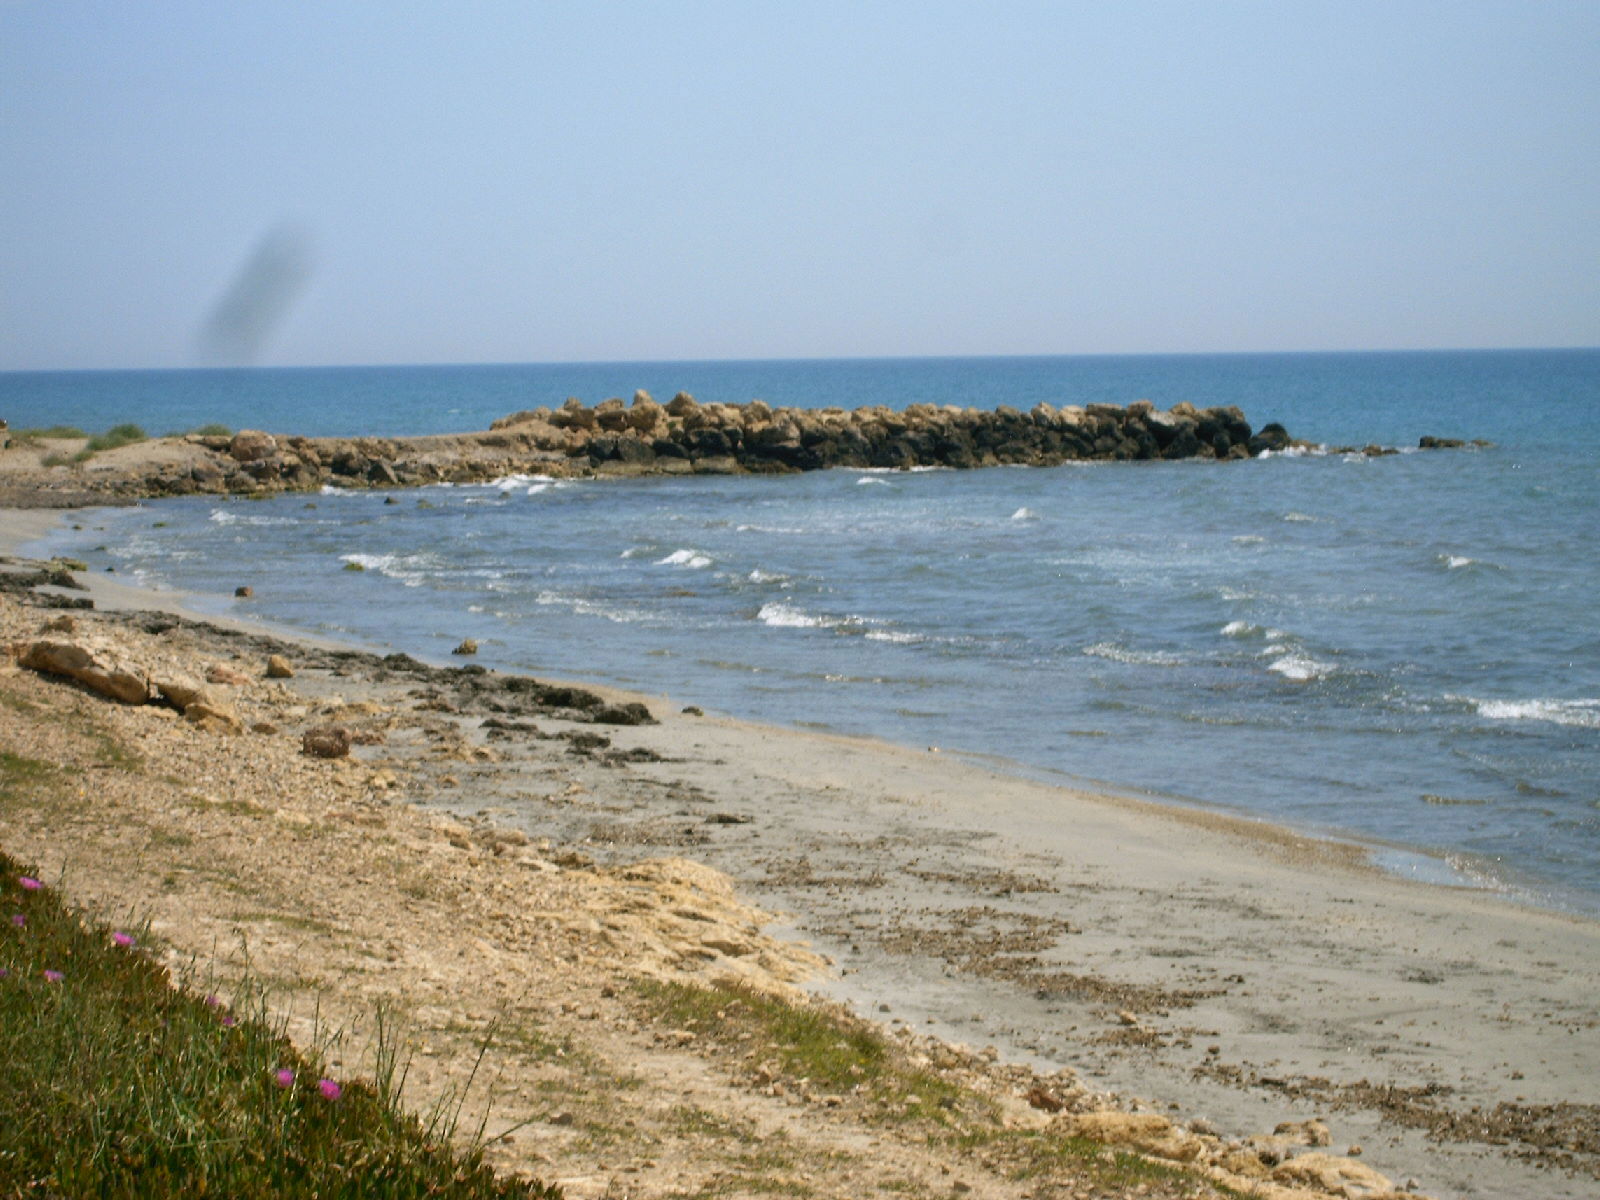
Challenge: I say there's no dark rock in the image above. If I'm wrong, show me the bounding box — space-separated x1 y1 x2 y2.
1419 436 1465 449
301 725 352 758
593 701 656 726
1248 423 1293 455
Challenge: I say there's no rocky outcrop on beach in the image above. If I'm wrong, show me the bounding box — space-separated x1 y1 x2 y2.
0 390 1490 504
1 394 1311 502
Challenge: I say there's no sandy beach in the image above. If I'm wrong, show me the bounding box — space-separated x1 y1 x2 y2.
3 504 1597 1200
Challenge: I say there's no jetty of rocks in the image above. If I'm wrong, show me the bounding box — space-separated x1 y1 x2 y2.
125 392 1296 498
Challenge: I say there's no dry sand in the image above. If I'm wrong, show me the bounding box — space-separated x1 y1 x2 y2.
2 505 1597 1200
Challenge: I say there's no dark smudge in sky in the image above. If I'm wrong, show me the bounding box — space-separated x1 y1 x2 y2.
195 223 314 365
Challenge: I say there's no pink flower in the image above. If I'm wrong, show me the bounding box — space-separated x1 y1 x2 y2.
0 967 9 979
204 994 222 1008
43 969 63 983
273 1068 294 1088
221 1015 237 1028
10 914 22 927
19 877 41 891
317 1078 342 1101
111 931 135 948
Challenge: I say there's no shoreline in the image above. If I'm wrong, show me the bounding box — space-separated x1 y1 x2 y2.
15 499 1584 924
5 504 1600 1198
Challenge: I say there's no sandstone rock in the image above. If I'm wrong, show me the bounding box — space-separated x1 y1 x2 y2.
594 398 630 431
1271 1152 1394 1198
153 674 210 712
206 663 251 686
452 639 479 656
1275 1118 1332 1147
301 725 352 759
19 640 154 705
184 700 243 734
665 392 698 416
265 654 294 679
1063 1112 1204 1162
42 615 76 633
228 430 277 462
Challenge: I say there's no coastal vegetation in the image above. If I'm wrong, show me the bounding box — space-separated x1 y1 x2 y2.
0 851 560 1198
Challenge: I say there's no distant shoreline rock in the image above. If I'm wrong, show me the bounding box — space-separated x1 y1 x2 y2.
0 393 1483 503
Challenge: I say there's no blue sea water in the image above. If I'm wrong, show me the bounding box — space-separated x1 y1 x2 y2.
6 351 1599 912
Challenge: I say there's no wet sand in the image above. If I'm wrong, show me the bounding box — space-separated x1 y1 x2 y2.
4 504 1598 1199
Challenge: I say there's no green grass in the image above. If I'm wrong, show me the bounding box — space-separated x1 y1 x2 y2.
0 851 561 1197
69 423 149 462
12 425 88 443
635 979 966 1122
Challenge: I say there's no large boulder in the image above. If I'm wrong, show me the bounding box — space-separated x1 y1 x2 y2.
228 430 277 463
18 640 154 705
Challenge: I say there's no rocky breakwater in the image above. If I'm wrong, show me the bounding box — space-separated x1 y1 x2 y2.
492 391 1294 476
15 394 1306 501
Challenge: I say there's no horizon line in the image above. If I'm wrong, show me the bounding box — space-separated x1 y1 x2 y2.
4 343 1598 376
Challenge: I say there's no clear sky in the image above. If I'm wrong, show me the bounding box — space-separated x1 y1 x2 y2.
2 1 1597 370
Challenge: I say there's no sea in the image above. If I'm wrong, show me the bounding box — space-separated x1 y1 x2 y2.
5 350 1598 914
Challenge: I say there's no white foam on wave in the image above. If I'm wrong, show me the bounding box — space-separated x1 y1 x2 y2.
1010 507 1038 521
1282 511 1317 523
534 590 645 624
747 568 788 584
1268 652 1334 682
656 548 713 569
1231 534 1266 545
1458 696 1600 730
339 552 432 587
1257 444 1327 459
489 473 556 492
209 508 298 527
856 476 892 487
1082 642 1185 667
757 602 825 629
319 484 355 496
865 629 923 644
1221 620 1258 637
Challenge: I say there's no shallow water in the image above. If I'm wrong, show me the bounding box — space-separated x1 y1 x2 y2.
18 349 1600 911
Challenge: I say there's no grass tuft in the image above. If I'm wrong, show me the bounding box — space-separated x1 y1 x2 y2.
0 850 561 1197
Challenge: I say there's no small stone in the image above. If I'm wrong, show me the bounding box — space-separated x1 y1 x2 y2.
206 663 251 686
301 725 352 759
681 705 704 716
452 638 478 656
234 586 253 598
265 654 294 679
42 615 76 633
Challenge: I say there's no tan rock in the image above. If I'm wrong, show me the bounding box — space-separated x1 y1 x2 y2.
184 701 243 734
1275 1118 1333 1148
206 663 251 686
228 430 277 462
154 674 212 713
1062 1111 1205 1163
1271 1152 1394 1198
265 654 294 679
19 639 154 705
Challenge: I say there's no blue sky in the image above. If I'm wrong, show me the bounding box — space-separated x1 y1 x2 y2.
2 1 1596 369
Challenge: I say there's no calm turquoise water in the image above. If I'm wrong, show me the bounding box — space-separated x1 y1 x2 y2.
9 351 1599 912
